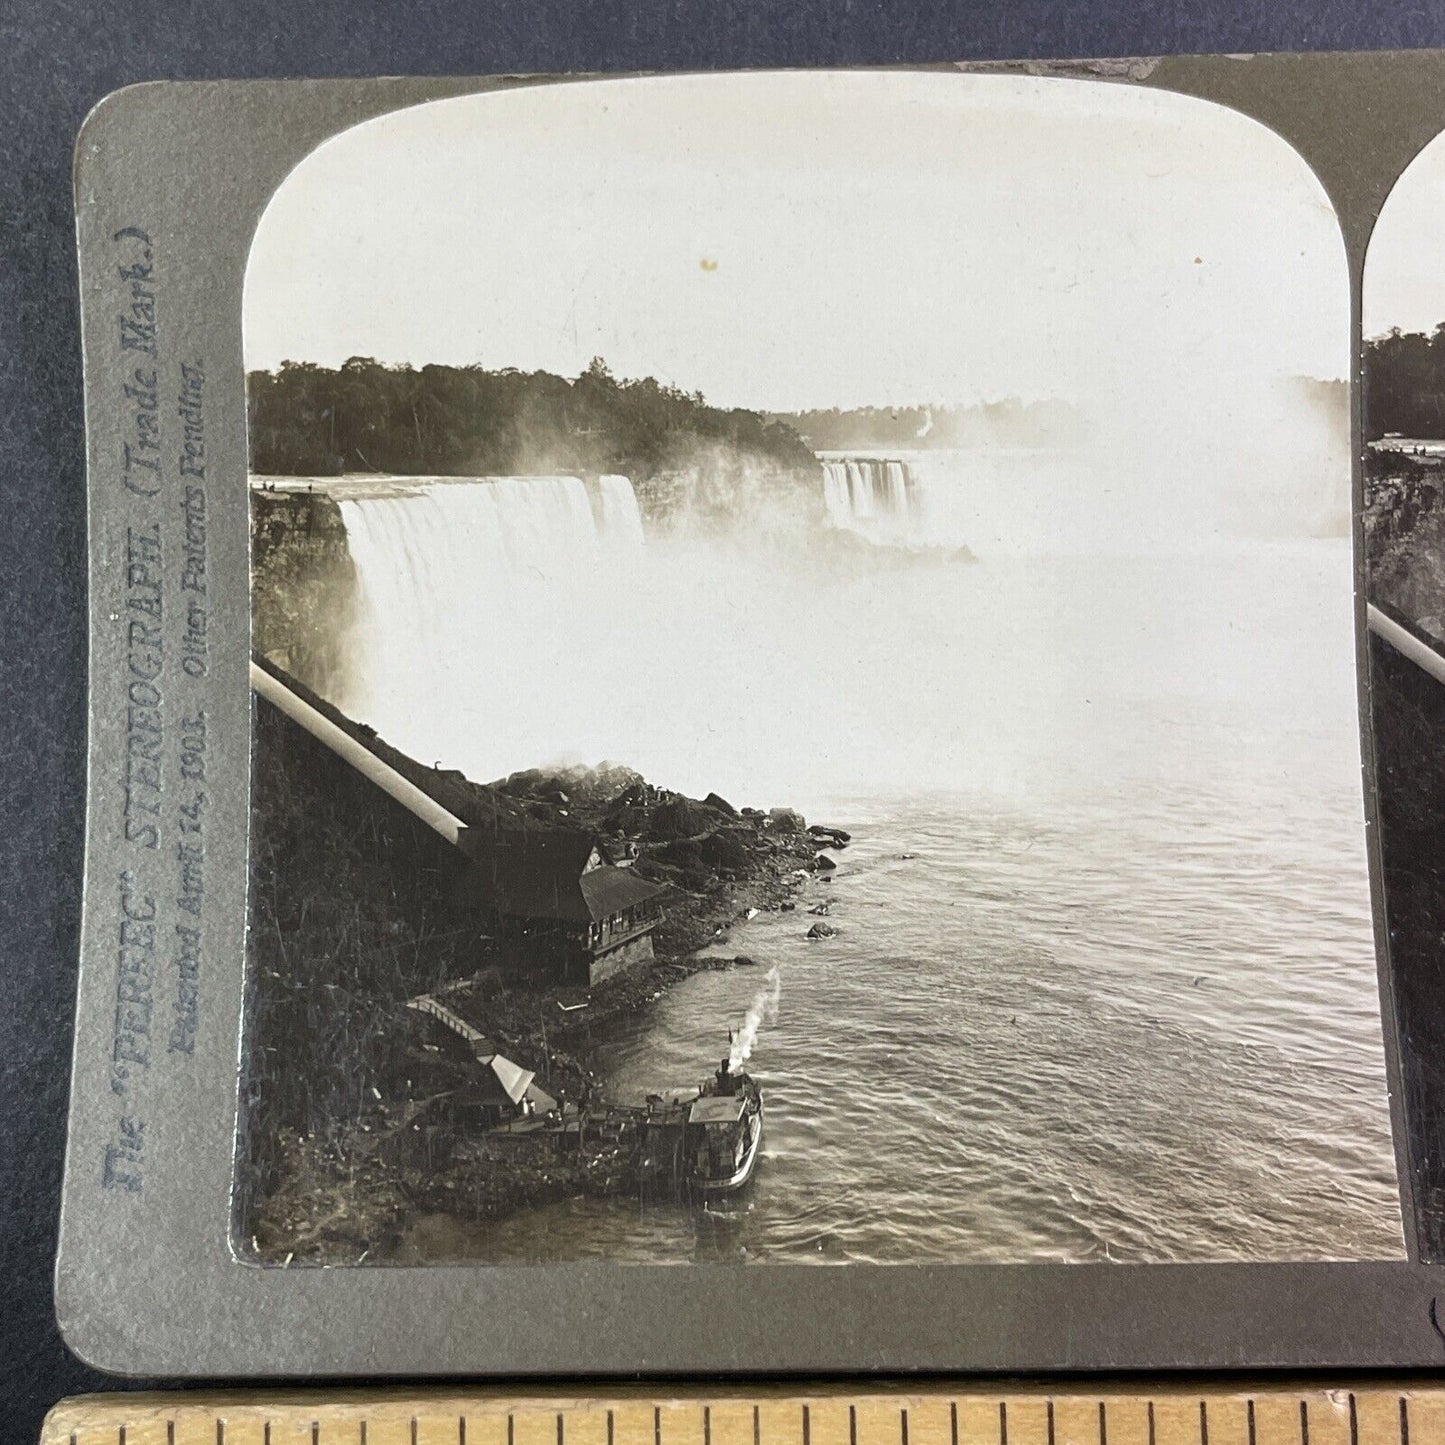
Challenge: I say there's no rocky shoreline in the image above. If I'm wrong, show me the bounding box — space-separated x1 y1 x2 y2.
1366 448 1445 636
246 756 849 1265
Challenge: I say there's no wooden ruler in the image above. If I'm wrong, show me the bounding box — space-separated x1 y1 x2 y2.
38 1386 1445 1445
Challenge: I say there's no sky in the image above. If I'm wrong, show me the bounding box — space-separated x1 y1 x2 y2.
244 71 1348 419
1365 127 1445 338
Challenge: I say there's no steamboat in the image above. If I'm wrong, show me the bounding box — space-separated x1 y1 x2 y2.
636 1052 765 1198
686 1057 765 1194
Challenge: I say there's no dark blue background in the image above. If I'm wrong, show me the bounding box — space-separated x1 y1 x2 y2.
7 3 1445 1439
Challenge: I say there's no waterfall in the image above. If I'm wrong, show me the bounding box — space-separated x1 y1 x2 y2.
592 473 646 548
821 456 923 542
329 473 645 725
339 476 641 628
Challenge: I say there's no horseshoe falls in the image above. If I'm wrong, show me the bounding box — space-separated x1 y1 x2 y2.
281 449 1401 1265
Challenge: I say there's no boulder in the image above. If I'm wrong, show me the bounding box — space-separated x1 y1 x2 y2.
567 761 643 802
768 807 805 834
648 794 717 840
808 902 831 916
806 921 838 940
611 780 652 810
699 828 749 875
601 803 645 835
654 837 703 869
497 767 546 796
808 825 852 848
814 854 837 871
703 791 739 818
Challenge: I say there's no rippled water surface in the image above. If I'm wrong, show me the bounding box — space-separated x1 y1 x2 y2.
398 533 1403 1265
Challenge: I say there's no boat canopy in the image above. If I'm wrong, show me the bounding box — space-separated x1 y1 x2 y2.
689 1095 747 1126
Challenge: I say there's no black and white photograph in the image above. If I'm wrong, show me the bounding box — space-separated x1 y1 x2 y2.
1361 125 1445 1261
236 71 1400 1267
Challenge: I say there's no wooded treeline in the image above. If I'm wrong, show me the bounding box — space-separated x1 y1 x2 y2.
247 356 817 478
1366 328 1445 440
771 398 1086 451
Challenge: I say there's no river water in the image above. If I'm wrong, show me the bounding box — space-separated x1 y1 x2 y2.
336 447 1402 1264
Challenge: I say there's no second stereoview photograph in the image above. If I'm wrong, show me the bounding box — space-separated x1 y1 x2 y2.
234 71 1401 1267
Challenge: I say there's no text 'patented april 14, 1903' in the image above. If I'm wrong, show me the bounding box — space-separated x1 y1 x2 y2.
104 224 213 1196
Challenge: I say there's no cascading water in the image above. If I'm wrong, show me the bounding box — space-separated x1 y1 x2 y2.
592 473 647 548
821 457 922 542
272 427 1396 1266
332 473 645 743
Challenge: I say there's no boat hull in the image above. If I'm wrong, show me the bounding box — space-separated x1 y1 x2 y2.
691 1108 764 1194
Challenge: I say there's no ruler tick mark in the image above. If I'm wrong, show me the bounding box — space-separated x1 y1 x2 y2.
55 1388 1445 1445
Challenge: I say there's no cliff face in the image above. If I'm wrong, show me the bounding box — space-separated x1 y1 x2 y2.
1362 446 1445 1258
251 490 359 696
1366 454 1445 636
1370 633 1445 1260
237 693 484 1192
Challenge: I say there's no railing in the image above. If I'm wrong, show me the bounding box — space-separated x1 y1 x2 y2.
595 917 656 953
405 993 486 1047
1368 601 1445 688
251 659 465 844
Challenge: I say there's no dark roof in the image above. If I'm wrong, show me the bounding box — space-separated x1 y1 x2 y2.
579 866 669 920
461 828 666 924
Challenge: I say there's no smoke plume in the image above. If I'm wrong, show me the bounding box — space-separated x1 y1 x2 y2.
729 964 782 1071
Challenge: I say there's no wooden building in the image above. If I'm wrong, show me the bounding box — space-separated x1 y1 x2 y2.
250 657 666 988
458 828 666 986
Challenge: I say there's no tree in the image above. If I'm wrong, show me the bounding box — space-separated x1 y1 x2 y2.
246 358 818 481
